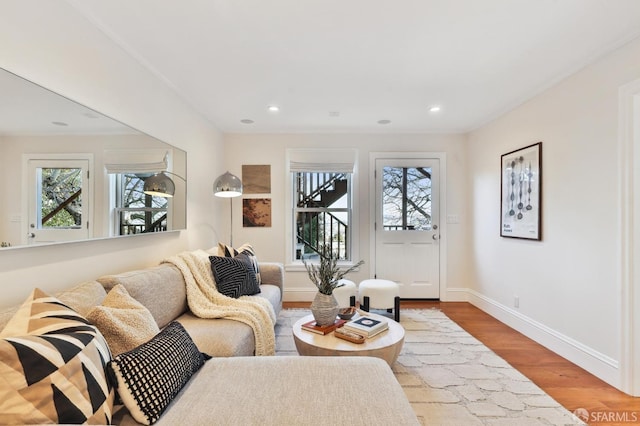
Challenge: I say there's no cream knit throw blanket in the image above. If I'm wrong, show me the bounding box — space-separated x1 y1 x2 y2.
162 250 276 356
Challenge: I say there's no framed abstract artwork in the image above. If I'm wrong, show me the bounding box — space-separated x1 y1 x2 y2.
242 165 271 194
243 198 272 227
500 142 542 240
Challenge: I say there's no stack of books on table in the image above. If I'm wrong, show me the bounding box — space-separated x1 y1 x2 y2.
301 319 347 335
343 315 389 338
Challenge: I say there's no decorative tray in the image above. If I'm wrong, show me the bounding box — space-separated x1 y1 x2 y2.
334 327 366 344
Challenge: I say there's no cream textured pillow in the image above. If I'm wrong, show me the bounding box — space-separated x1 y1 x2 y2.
87 284 160 356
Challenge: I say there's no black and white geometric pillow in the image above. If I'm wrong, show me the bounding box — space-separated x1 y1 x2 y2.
217 242 262 284
107 321 209 425
209 253 261 298
0 289 114 425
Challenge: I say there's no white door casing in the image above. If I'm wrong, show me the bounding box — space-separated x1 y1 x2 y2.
24 155 92 245
373 156 441 299
619 78 640 396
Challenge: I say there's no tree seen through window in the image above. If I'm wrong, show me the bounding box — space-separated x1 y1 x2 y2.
116 174 168 235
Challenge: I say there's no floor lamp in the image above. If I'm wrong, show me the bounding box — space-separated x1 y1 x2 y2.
213 171 243 246
143 171 186 197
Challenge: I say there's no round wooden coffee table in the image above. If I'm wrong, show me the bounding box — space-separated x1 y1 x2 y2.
292 312 405 366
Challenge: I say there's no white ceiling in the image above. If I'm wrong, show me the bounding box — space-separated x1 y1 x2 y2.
69 0 640 134
0 69 135 136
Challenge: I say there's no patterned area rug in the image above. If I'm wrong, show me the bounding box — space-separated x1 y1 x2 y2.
275 308 583 426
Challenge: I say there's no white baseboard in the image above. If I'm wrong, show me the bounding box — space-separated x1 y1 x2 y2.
283 288 316 302
465 289 621 390
286 287 472 303
442 287 470 302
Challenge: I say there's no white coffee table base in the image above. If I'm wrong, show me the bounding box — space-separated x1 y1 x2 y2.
292 312 405 366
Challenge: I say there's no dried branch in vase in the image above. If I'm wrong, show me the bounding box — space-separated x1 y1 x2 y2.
302 245 364 295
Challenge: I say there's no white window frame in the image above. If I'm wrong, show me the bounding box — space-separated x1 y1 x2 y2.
293 171 353 259
285 148 359 270
104 149 174 236
112 173 169 236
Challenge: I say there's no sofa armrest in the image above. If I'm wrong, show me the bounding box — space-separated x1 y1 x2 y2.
259 262 284 293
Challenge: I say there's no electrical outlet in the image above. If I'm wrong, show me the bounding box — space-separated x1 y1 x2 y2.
514 296 519 308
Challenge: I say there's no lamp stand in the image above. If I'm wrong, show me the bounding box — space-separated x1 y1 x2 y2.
229 198 234 247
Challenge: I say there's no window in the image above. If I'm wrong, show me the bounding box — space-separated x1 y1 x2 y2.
38 167 83 229
294 172 352 260
381 166 433 231
114 174 168 235
103 149 172 236
288 148 357 263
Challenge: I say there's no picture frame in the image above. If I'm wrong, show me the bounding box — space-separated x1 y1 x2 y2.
243 198 272 227
242 164 271 194
500 142 542 240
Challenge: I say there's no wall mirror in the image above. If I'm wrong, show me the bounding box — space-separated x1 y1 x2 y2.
0 67 187 249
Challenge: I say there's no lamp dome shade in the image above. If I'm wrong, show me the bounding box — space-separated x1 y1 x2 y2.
143 171 175 197
214 171 242 197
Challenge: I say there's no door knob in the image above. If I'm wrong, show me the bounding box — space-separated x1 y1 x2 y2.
432 234 439 240
27 233 35 238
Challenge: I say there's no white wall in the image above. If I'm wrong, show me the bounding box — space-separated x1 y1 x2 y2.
0 1 224 308
224 133 469 302
467 36 640 389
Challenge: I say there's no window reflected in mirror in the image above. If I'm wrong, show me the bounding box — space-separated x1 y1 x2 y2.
0 67 186 249
115 174 168 235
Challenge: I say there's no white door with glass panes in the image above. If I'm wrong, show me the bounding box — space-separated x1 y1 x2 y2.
26 158 91 245
375 158 440 299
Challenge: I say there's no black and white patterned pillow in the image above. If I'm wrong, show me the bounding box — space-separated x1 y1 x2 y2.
210 253 261 298
0 289 114 425
107 321 209 425
218 242 261 284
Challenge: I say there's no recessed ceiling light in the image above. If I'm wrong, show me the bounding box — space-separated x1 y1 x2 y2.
377 119 391 125
267 105 280 112
429 105 441 113
240 119 254 124
52 121 68 126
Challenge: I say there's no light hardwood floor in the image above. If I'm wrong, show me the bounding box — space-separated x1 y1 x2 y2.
283 300 640 424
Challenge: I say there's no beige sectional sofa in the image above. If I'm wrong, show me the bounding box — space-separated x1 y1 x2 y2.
96 261 284 357
0 255 419 425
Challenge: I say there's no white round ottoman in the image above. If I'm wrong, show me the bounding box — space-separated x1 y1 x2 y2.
358 279 400 322
332 279 357 308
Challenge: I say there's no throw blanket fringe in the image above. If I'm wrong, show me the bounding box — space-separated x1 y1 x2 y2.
162 250 276 356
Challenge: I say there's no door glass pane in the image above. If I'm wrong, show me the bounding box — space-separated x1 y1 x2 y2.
382 166 432 231
37 167 82 229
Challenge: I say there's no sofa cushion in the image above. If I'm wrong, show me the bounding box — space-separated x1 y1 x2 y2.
87 284 160 356
107 321 209 425
112 357 419 426
97 264 187 329
259 284 281 314
0 289 114 425
176 312 255 357
209 253 260 298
